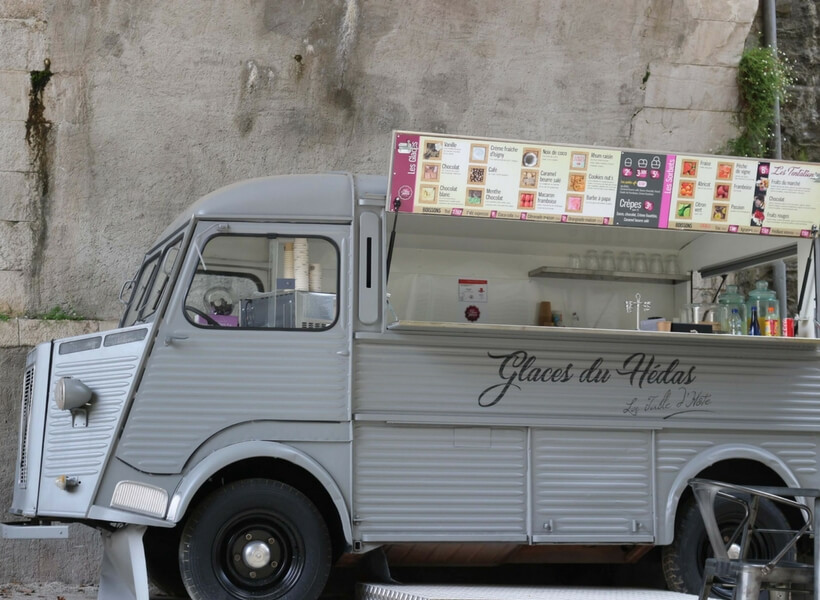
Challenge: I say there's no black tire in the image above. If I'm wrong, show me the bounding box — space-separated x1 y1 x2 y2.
180 478 331 600
144 525 187 597
662 495 793 598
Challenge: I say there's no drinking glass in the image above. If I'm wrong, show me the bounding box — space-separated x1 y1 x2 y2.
649 253 664 274
584 250 599 270
601 250 615 271
633 252 648 273
617 251 632 271
664 254 681 275
568 253 582 269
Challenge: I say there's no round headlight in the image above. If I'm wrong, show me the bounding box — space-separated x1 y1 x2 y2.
54 377 92 410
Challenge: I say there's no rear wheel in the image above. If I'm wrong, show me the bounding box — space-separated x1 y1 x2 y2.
180 478 331 600
662 495 792 598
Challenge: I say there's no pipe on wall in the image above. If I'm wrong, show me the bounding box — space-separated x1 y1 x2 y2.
773 259 787 323
762 0 783 159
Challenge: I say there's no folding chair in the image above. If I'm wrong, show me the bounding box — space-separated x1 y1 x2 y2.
689 478 818 600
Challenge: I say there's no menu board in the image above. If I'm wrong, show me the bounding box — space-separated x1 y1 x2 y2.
389 131 820 238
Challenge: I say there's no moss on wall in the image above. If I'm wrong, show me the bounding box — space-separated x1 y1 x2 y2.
25 59 52 196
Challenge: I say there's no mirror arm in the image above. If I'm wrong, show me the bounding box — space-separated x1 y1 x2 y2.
118 279 135 305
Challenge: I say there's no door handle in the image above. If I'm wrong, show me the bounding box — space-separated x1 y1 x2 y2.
164 333 189 346
336 350 350 357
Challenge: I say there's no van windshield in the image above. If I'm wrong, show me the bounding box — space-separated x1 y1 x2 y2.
120 235 184 327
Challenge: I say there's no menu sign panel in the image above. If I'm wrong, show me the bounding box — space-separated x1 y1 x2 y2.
613 151 673 228
667 156 759 234
389 131 820 238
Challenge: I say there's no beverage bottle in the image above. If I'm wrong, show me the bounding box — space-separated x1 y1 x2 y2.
748 306 761 335
764 306 779 336
728 308 744 336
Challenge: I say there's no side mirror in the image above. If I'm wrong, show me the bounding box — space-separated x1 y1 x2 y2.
118 279 135 305
163 247 180 275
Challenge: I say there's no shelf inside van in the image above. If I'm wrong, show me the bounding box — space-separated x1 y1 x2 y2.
528 266 689 284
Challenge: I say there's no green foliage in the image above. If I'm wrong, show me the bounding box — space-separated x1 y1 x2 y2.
0 306 85 321
29 68 52 93
37 306 83 321
726 46 793 157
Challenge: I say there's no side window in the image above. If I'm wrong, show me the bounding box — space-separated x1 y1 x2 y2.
139 241 182 323
183 234 338 330
121 256 160 327
121 236 183 327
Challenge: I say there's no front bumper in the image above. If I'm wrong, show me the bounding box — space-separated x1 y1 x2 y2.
1 521 68 539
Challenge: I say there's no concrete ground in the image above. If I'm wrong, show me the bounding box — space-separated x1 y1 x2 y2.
0 582 96 600
0 553 678 599
0 582 697 600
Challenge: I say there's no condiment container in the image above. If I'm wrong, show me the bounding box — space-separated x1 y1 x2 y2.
717 285 746 334
681 303 717 323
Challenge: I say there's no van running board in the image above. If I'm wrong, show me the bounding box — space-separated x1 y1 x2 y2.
357 584 697 600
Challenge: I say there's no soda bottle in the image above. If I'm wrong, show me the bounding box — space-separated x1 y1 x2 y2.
729 308 744 336
764 306 779 336
748 306 761 335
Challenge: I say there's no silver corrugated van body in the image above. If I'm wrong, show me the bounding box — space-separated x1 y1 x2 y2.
5 171 820 600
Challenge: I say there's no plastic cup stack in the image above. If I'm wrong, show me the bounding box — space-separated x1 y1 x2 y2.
283 243 295 279
309 263 322 292
293 238 310 291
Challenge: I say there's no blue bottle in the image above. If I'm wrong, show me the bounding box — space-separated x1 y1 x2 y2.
748 306 761 336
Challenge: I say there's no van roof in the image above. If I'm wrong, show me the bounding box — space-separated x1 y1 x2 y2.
157 172 387 243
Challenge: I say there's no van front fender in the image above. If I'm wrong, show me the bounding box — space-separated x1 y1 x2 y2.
165 440 352 545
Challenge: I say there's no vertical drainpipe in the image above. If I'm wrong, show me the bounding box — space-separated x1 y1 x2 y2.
814 238 820 337
772 259 787 325
762 0 783 159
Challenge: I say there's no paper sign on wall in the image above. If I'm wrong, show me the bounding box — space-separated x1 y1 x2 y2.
459 279 488 303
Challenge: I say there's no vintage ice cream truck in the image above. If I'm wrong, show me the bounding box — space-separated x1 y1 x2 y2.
4 131 820 600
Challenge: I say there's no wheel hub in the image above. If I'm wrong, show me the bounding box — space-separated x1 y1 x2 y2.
228 527 283 582
242 540 272 570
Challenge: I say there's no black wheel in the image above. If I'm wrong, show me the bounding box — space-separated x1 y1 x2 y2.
144 525 187 597
185 305 222 327
180 479 331 600
662 495 793 598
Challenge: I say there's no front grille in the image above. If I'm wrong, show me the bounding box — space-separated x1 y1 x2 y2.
17 365 34 488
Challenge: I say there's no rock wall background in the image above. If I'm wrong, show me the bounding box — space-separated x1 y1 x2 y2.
0 339 102 585
1 0 818 586
774 0 820 161
1 0 767 321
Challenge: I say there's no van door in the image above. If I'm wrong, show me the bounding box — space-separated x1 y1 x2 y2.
531 429 654 542
116 221 351 474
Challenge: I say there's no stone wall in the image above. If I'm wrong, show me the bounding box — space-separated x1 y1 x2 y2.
3 0 813 587
0 1 44 316
775 0 820 161
1 347 101 585
0 320 114 584
0 0 761 321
